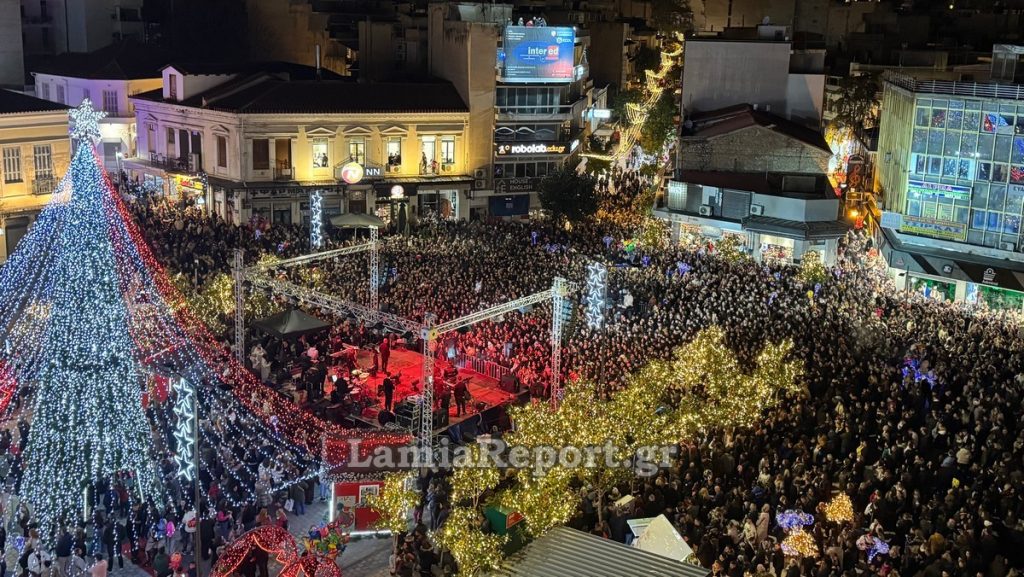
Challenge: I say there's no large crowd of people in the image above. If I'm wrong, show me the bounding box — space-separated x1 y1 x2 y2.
109 186 1024 577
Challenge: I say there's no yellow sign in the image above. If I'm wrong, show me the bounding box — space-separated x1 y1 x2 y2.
900 215 967 241
174 175 205 194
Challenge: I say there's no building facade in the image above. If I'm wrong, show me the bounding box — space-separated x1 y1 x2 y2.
0 0 24 89
0 90 70 262
30 41 167 170
659 105 847 263
126 64 475 227
681 25 826 130
427 4 604 219
875 49 1024 310
21 0 146 56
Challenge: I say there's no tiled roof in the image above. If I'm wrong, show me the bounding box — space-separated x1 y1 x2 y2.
162 61 347 81
0 89 70 115
685 104 830 152
133 76 468 115
31 39 172 80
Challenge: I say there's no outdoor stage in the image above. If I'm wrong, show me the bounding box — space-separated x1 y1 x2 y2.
336 347 521 431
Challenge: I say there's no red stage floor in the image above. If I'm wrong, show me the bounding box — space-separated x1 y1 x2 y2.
346 347 516 429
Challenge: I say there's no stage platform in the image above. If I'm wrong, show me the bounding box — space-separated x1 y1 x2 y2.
337 347 520 431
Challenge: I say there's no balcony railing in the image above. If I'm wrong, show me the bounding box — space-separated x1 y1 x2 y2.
886 71 1024 101
32 176 55 195
274 164 294 181
149 152 195 173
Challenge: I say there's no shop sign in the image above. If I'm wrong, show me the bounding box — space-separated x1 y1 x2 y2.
880 211 903 230
494 143 568 156
983 267 997 284
495 177 539 194
907 179 971 201
340 162 364 184
175 175 205 194
900 214 968 241
364 166 383 178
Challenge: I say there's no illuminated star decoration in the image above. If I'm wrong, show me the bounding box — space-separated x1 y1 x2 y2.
69 99 106 142
173 378 197 482
309 190 324 249
584 262 607 329
776 509 815 532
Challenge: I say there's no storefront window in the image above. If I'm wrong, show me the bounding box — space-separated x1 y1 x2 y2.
909 275 956 302
970 283 1024 311
273 205 292 225
759 234 793 264
312 138 330 168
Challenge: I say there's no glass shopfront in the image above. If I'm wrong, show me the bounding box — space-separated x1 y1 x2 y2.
967 283 1024 311
909 274 957 302
759 234 794 264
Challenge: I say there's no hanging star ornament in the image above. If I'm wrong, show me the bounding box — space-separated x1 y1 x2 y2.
69 99 106 142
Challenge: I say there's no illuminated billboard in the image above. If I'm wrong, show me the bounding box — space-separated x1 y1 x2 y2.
502 26 576 83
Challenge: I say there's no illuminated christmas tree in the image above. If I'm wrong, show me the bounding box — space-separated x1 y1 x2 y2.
2 101 164 538
0 101 405 543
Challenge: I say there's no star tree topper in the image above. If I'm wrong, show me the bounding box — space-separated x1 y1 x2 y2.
69 99 106 142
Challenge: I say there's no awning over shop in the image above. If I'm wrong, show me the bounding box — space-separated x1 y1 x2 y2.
491 526 709 577
741 216 850 241
880 228 1024 293
328 213 386 228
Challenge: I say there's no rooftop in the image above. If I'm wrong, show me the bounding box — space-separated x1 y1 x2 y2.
678 170 836 199
133 74 468 115
684 104 831 153
0 89 70 115
31 39 173 80
885 70 1024 101
163 61 348 81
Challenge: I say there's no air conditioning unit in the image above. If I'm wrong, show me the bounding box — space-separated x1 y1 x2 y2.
749 204 764 216
473 179 487 190
473 168 487 180
999 241 1016 252
698 204 713 216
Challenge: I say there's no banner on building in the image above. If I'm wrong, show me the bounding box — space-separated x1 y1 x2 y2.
900 214 968 241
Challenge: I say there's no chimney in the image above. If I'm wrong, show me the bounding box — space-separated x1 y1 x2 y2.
315 44 322 79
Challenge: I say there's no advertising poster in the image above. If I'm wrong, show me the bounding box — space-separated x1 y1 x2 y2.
503 26 576 83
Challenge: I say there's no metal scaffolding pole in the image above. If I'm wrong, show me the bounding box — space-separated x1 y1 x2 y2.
369 226 379 314
416 314 436 465
254 241 375 270
233 249 245 364
550 277 568 410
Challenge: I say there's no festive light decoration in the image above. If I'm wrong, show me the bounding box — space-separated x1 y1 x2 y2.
776 510 815 533
211 524 345 577
868 537 890 562
584 262 608 329
0 102 408 543
173 378 197 482
0 134 167 542
781 531 819 558
432 507 507 577
309 190 324 249
823 494 854 524
368 472 419 534
373 326 804 572
450 445 501 506
69 98 105 141
797 250 829 285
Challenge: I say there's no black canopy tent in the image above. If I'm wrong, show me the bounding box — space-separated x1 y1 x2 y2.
253 309 330 339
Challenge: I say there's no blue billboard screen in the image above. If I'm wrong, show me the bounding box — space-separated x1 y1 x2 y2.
503 26 576 83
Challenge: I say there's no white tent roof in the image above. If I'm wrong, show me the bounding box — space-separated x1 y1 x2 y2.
629 515 695 563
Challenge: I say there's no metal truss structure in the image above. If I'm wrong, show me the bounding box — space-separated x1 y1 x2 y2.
236 239 574 459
